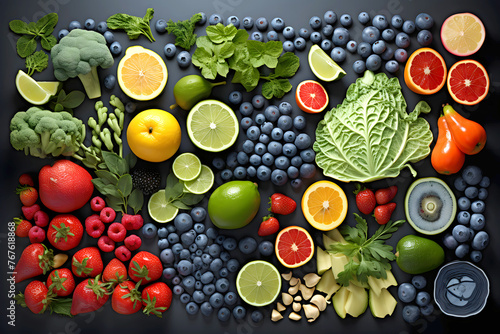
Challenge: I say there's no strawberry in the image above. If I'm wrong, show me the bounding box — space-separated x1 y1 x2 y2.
14 243 53 283
103 258 127 285
14 218 32 237
28 226 46 243
258 216 280 236
16 185 38 207
47 214 84 251
22 203 40 220
354 185 376 215
70 275 109 315
18 173 35 186
269 193 297 215
375 185 398 205
47 268 75 297
142 282 172 317
16 280 49 314
128 251 162 285
374 202 397 225
111 280 143 314
72 247 103 278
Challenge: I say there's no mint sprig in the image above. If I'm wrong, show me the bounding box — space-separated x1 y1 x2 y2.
164 173 203 210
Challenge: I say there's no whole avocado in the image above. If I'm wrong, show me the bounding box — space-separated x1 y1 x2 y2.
396 234 445 274
170 75 226 110
208 181 260 229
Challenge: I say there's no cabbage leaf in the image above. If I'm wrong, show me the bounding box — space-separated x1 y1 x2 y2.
313 71 433 183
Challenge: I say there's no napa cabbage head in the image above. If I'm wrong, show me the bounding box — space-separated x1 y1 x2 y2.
313 70 433 183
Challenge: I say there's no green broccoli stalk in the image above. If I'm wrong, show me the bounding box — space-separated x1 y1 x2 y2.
51 29 114 99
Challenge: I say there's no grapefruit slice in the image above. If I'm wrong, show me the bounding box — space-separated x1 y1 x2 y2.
441 13 485 56
301 180 348 231
275 226 314 268
447 59 489 105
295 80 329 113
404 48 447 95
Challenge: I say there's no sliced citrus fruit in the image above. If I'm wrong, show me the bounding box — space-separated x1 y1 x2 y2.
172 152 202 182
183 165 214 195
441 13 485 56
236 260 282 307
186 99 239 152
15 70 58 105
275 226 314 268
301 180 348 231
117 45 168 101
404 48 447 95
447 59 489 105
148 189 178 223
295 80 329 113
308 44 346 82
37 81 61 96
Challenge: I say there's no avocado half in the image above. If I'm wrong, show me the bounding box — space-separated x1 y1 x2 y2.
404 177 457 235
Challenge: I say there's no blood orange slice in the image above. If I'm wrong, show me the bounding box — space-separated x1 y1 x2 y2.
295 80 329 113
441 13 485 57
447 59 489 105
275 226 314 268
404 48 447 95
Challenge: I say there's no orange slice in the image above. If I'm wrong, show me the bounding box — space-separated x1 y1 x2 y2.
441 13 485 57
275 226 314 268
404 48 447 95
117 46 168 101
295 80 329 113
301 180 348 231
447 59 489 105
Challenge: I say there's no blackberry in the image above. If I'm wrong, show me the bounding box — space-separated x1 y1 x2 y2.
132 168 161 196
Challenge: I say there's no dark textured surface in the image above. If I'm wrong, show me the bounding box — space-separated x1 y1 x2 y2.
1 0 499 333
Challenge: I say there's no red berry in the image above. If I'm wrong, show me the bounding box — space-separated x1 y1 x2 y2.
22 203 41 220
121 214 144 230
17 186 38 207
18 173 34 186
375 185 398 205
373 202 397 225
124 235 142 251
269 193 297 215
14 218 32 238
33 210 49 227
100 207 116 223
115 245 132 262
108 222 127 242
354 186 376 215
90 196 106 212
28 226 46 243
258 216 280 236
98 236 115 253
85 217 105 238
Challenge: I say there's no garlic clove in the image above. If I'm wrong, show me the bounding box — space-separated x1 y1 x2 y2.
310 294 328 311
271 309 283 322
282 292 293 306
276 302 286 312
289 277 300 286
303 273 322 288
288 283 300 296
299 284 315 300
289 312 302 321
281 271 293 281
292 301 302 312
303 304 320 322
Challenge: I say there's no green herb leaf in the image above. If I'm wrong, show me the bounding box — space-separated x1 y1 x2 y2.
25 50 48 76
107 8 155 42
274 52 300 77
117 174 133 197
206 23 237 44
246 40 282 68
262 78 292 99
180 193 204 206
166 13 202 50
171 200 192 210
102 151 128 175
94 170 119 185
16 35 37 58
128 188 144 214
9 13 58 58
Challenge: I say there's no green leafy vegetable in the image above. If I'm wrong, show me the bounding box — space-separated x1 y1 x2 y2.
107 8 155 42
25 50 49 76
9 12 58 58
314 70 433 183
48 89 85 114
166 13 202 50
328 213 404 286
163 173 204 210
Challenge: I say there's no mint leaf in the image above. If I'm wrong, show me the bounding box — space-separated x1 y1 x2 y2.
25 50 48 76
262 78 292 99
192 46 218 80
206 23 237 43
246 40 282 68
274 52 300 77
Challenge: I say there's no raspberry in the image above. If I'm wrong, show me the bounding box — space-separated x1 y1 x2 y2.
90 196 106 212
18 173 34 186
100 207 116 223
22 203 40 220
85 216 105 238
115 245 132 262
107 222 127 242
124 235 142 251
121 214 144 230
98 235 115 252
33 210 49 228
28 226 45 243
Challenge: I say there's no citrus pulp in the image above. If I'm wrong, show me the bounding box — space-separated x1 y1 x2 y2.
275 226 315 268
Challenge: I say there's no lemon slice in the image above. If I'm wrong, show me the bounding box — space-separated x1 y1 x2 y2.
183 164 214 195
148 189 178 223
38 81 61 95
186 100 239 152
117 45 168 101
172 152 202 181
308 44 346 82
236 260 282 307
15 70 59 105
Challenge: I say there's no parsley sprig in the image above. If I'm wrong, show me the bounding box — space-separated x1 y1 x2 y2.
328 213 404 286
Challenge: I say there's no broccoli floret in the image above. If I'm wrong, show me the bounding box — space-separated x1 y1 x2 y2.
10 107 85 159
51 29 114 99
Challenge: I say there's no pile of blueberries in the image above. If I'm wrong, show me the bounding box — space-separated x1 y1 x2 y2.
141 206 274 322
398 275 434 323
212 94 316 187
443 166 490 262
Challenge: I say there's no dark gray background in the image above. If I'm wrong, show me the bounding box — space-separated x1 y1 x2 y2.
1 0 500 333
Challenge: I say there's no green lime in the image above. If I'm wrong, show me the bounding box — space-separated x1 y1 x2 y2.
148 189 178 223
186 99 239 152
183 164 214 195
236 260 282 307
308 44 346 82
15 70 59 105
172 152 202 182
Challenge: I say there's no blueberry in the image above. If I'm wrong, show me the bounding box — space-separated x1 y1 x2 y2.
250 31 264 41
274 156 290 170
391 15 404 29
259 134 270 144
398 283 416 302
175 213 193 233
357 42 371 58
172 285 184 295
345 40 357 53
177 259 193 276
395 32 410 48
310 32 322 43
420 304 434 316
222 237 237 251
462 166 483 185
277 115 293 131
362 26 380 44
300 163 316 178
287 166 299 179
465 186 479 199
353 60 367 74
271 128 284 141
358 12 370 25
299 28 311 39
167 232 180 244
452 224 470 243
443 233 459 250
209 292 224 308
237 236 257 254
394 48 408 63
103 74 116 90
458 197 471 210
457 211 471 225
455 243 470 258
267 30 279 41
163 43 177 58
263 105 279 122
223 291 238 306
295 133 312 149
233 306 246 320
322 24 334 37
157 227 169 238
382 28 396 42
186 301 199 315
208 14 223 25
254 143 267 155
163 267 176 279
109 41 122 56
385 60 399 73
255 17 268 31
155 19 167 33
283 26 295 39
242 16 254 29
283 40 294 52
235 151 248 165
197 12 207 25
372 15 388 30
293 116 306 130
226 15 240 28
271 17 285 31
291 179 303 189
68 20 82 30
142 223 157 238
332 27 350 46
340 14 352 27
227 152 239 168
172 276 181 285
158 238 169 250
470 213 485 230
260 121 274 135
84 18 96 30
208 244 221 257
96 21 107 33
417 30 433 46
177 51 192 68
470 250 483 263
206 227 218 240
181 229 196 246
300 148 315 162
291 155 303 167
331 47 346 63
471 200 485 213
193 290 206 304
402 20 416 34
180 293 191 304
247 166 257 178
402 305 421 323
172 243 184 255
478 188 488 200
228 91 243 105
220 169 232 181
249 154 262 166
454 177 467 191
309 16 322 30
472 231 489 250
57 29 69 40
324 11 337 25
415 291 431 307
415 13 434 30
271 169 288 186
320 39 333 52
372 40 386 54
411 275 427 289
226 258 240 272
479 176 490 188
103 31 115 44
294 37 307 51
239 102 254 116
252 95 265 109
366 54 382 71
258 240 274 256
246 126 261 141
251 310 264 323
262 153 275 166
283 131 296 143
256 165 272 181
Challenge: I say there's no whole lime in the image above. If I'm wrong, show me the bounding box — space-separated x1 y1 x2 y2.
208 181 260 229
396 235 445 274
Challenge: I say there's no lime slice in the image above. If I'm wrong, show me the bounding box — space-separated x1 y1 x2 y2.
236 260 282 307
186 100 239 152
37 81 61 95
172 152 202 181
148 189 178 223
308 44 346 82
184 165 214 195
15 70 58 105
